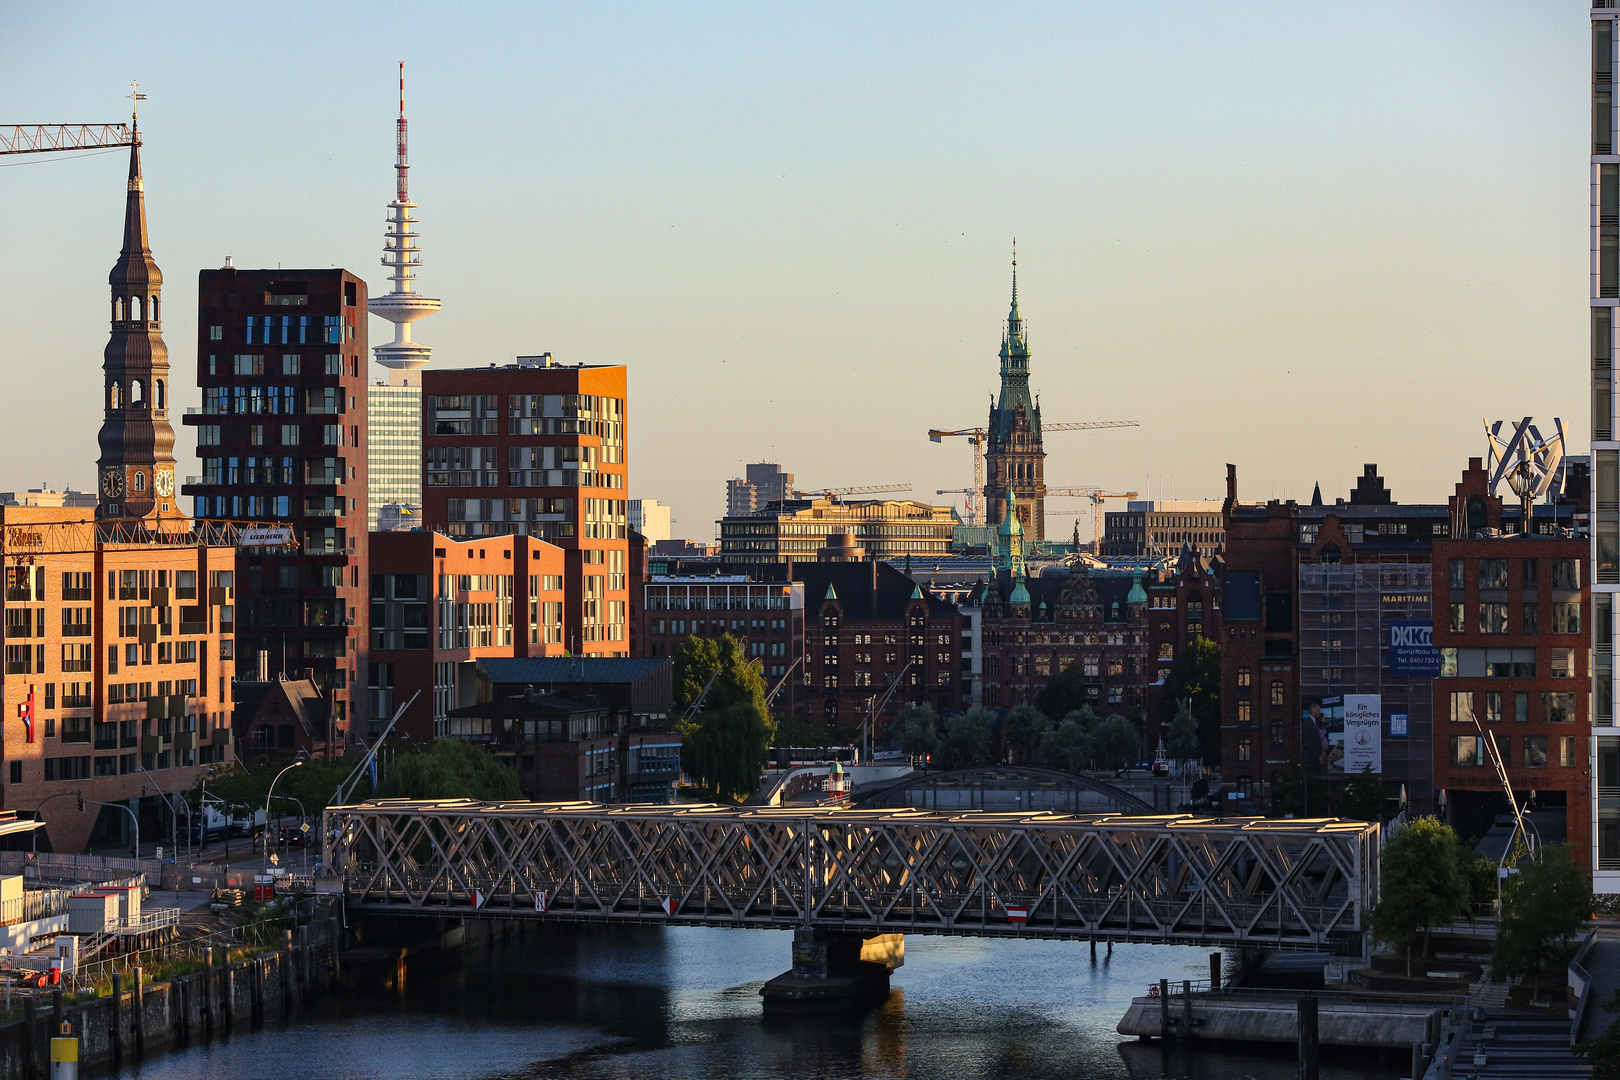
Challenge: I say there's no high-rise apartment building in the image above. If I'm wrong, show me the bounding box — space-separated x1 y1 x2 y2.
183 268 370 745
983 255 1047 540
1594 5 1619 891
726 463 794 517
420 357 630 655
629 499 671 544
367 66 440 531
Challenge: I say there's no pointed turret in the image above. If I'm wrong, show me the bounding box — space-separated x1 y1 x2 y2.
97 100 179 524
985 241 1047 540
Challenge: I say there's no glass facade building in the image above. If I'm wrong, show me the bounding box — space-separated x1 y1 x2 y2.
368 381 422 531
1597 4 1620 889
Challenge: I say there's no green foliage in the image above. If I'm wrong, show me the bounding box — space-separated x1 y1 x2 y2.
1164 699 1201 764
673 634 769 717
1577 990 1620 1080
1036 663 1090 722
1370 817 1471 974
1003 704 1052 762
376 739 523 801
681 700 776 801
772 716 834 750
672 635 721 715
1090 714 1141 771
940 706 994 770
1492 844 1591 997
1463 854 1499 909
1157 637 1221 763
889 704 940 763
1333 768 1386 823
1038 714 1092 773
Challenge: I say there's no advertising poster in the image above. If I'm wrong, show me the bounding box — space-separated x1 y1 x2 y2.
1386 621 1440 677
1342 694 1383 774
1301 696 1344 773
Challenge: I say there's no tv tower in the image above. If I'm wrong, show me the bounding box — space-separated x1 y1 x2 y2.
371 62 439 381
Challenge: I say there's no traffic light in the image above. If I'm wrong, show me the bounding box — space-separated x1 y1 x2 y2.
76 792 83 812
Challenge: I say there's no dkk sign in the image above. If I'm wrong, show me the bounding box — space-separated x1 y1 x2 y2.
1386 620 1439 676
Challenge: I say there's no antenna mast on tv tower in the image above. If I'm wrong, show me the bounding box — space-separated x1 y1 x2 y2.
371 62 440 383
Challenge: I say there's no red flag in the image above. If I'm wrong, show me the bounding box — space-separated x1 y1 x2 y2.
661 895 677 916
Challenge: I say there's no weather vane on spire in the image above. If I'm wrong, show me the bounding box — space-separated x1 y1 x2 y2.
127 80 146 127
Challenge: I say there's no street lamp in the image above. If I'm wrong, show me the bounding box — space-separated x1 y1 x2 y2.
262 760 304 859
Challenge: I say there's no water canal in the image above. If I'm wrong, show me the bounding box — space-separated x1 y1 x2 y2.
109 924 1396 1080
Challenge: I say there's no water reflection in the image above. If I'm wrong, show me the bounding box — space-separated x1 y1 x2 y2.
112 925 1393 1080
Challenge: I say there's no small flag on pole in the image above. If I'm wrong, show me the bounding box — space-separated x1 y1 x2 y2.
533 890 547 913
1006 905 1029 922
661 895 677 916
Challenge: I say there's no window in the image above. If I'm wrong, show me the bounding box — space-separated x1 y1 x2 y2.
1236 667 1251 687
1237 737 1252 763
1269 680 1284 706
1478 604 1508 634
1543 692 1577 723
1561 736 1578 768
1479 559 1508 590
1516 691 1529 723
1553 603 1582 634
1236 701 1252 723
1485 692 1502 723
233 354 265 376
1450 735 1484 767
325 354 343 375
1522 559 1539 588
1553 559 1581 590
1449 559 1466 589
1550 647 1577 679
1270 720 1286 747
1522 603 1538 634
1449 692 1475 724
1523 735 1549 768
1158 644 1174 660
282 355 300 375
1450 604 1467 633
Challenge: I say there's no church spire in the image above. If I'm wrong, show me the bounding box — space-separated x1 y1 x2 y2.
97 82 178 523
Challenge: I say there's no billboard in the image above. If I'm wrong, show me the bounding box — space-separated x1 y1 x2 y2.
1387 620 1440 677
1301 696 1344 773
1342 694 1382 774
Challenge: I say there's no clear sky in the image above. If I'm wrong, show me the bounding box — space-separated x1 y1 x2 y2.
0 2 1589 540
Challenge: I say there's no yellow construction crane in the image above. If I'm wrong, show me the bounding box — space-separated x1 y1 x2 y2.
0 123 134 156
788 483 912 502
1045 488 1139 549
928 421 1138 526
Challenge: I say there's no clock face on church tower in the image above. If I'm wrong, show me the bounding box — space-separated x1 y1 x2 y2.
101 469 124 498
154 469 174 497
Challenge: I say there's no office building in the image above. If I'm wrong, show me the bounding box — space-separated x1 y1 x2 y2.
629 499 672 544
1144 547 1223 724
367 72 440 531
726 463 793 518
983 256 1047 540
0 489 98 510
1593 4 1619 890
368 530 566 741
183 267 370 746
718 498 955 564
1103 501 1226 560
419 357 630 656
641 575 805 711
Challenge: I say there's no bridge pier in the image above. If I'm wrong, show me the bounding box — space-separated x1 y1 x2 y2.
759 929 898 1012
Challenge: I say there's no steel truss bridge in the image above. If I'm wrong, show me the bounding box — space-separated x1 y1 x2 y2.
327 801 1378 954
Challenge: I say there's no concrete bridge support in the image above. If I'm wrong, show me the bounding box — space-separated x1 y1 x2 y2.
759 930 901 1011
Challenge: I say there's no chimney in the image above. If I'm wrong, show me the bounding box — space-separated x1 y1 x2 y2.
1224 464 1237 514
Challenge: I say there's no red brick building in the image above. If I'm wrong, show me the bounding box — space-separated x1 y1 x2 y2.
797 562 966 729
1431 460 1591 868
640 575 805 714
367 531 566 742
420 359 629 656
1145 546 1223 724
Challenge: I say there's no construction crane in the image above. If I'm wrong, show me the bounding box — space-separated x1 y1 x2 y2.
927 421 1138 526
0 123 134 156
1045 488 1139 549
789 484 911 501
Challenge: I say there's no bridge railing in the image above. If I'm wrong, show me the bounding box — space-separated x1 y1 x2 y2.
326 801 1378 954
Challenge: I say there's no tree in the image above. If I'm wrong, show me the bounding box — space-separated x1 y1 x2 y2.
1370 817 1471 975
1003 704 1051 763
1492 844 1591 999
940 707 994 770
1577 990 1620 1080
889 704 940 764
1334 767 1386 823
682 700 776 801
376 739 523 801
673 634 768 717
1164 699 1201 767
672 635 721 714
1157 637 1221 763
1090 714 1141 772
1038 714 1093 773
1036 663 1090 722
